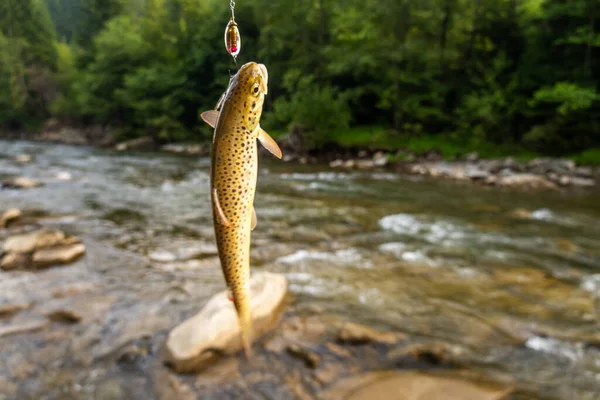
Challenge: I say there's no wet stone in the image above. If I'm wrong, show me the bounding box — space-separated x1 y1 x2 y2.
0 320 48 337
0 302 32 318
1 252 31 270
387 342 467 367
337 322 403 345
32 243 86 268
0 208 21 228
287 343 321 369
320 371 514 400
46 309 83 324
2 177 44 189
161 272 288 373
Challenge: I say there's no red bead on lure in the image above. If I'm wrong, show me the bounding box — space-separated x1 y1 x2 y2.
224 17 241 63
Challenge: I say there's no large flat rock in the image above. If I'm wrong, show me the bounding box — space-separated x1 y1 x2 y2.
161 271 288 373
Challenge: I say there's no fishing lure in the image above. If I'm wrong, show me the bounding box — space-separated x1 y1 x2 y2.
224 0 241 64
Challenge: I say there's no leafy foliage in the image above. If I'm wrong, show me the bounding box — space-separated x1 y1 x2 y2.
0 0 599 154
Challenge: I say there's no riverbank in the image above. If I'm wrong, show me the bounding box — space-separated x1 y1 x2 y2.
3 124 599 191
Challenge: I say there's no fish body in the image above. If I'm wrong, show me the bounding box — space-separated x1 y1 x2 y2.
200 62 282 358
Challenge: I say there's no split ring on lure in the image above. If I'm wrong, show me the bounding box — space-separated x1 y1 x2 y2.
224 17 241 63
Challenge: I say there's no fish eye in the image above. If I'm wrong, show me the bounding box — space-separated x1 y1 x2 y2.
251 83 260 96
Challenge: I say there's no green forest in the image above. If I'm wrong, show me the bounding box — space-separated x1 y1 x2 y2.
1 0 599 160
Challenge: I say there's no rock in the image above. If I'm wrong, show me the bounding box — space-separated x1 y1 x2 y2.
329 159 344 168
575 166 593 178
315 363 345 385
160 144 185 153
149 249 178 263
286 343 320 368
358 150 368 158
46 309 82 324
554 238 579 252
484 175 497 185
52 282 98 298
177 243 218 260
343 160 355 168
0 376 18 397
569 177 595 187
558 175 570 186
2 177 43 189
32 243 86 268
14 153 33 163
337 322 403 345
94 379 127 400
3 229 79 253
482 160 504 174
424 149 443 162
161 144 204 155
38 126 88 145
161 272 288 373
325 342 353 358
496 174 556 189
356 160 375 169
373 152 388 167
509 208 532 219
320 371 514 400
0 302 31 318
465 168 489 180
152 366 197 400
1 208 22 228
465 152 479 162
115 136 155 151
0 320 48 337
1 252 31 270
55 171 73 181
194 357 241 388
387 342 465 366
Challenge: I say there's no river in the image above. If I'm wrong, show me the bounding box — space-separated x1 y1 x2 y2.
1 140 600 399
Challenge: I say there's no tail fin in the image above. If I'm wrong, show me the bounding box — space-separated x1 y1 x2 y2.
241 328 252 359
240 307 253 359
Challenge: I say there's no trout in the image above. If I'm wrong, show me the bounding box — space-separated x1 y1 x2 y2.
200 62 282 358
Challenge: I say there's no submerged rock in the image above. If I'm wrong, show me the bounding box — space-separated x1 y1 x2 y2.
0 302 32 318
1 229 85 270
0 320 49 338
337 322 403 345
3 229 78 253
32 244 86 267
2 177 44 189
14 154 33 163
286 343 321 369
0 252 31 270
161 272 289 373
569 177 596 187
320 371 514 400
1 208 22 228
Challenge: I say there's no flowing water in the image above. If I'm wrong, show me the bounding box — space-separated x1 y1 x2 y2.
1 140 600 399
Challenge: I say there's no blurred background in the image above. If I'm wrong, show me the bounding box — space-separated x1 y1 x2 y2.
0 0 599 158
1 1 600 400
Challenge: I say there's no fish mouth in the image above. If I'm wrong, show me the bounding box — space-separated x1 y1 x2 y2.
258 63 268 94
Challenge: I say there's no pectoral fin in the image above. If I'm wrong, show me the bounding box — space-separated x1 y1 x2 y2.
257 126 283 159
212 189 230 226
251 206 257 231
200 110 219 128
